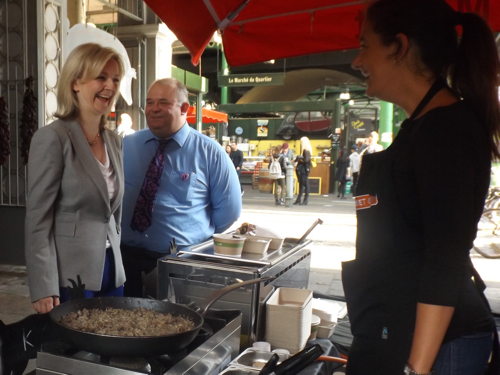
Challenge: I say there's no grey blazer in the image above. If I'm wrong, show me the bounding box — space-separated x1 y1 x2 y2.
25 119 125 302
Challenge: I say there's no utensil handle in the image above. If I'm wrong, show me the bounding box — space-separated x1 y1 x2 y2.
298 218 323 243
200 276 275 315
258 353 280 375
271 344 323 374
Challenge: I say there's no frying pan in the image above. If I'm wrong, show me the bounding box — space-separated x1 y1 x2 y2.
49 277 274 357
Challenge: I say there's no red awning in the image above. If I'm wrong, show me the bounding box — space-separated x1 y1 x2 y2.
144 0 500 67
186 106 228 124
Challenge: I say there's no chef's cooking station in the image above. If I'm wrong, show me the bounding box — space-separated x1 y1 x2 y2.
159 237 312 346
35 237 313 374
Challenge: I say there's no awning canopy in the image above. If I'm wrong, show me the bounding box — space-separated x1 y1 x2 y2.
187 106 228 124
144 0 500 67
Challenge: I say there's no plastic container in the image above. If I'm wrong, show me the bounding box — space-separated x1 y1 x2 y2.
252 341 271 352
312 298 347 322
316 321 337 339
243 234 284 251
265 287 313 353
309 314 321 340
252 228 285 250
213 234 246 256
272 348 290 362
242 237 271 254
233 348 275 369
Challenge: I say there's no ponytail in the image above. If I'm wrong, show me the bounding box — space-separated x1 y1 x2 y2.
367 0 500 160
450 12 500 160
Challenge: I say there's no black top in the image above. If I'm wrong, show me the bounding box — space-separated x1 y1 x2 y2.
295 150 311 175
388 101 493 339
229 149 243 169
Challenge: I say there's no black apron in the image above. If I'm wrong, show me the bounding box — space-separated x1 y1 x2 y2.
341 80 498 375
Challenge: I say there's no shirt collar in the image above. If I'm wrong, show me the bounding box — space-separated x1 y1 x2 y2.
143 122 189 147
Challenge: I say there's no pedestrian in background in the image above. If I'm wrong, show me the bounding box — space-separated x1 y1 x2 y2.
342 1 499 374
294 136 312 205
270 146 286 205
335 149 349 199
116 112 135 137
230 142 244 193
348 146 360 196
360 130 383 156
280 142 294 161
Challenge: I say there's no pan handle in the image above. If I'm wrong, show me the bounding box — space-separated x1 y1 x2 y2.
297 218 323 243
199 276 275 316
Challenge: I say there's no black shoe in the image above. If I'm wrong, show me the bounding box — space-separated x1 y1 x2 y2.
293 199 301 205
300 200 308 205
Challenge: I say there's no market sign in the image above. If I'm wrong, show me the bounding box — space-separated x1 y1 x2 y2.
218 73 284 87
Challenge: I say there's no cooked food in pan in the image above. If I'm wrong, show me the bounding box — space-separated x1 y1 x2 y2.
59 307 196 336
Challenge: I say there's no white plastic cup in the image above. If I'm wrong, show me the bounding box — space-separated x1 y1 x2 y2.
272 348 290 362
252 341 271 352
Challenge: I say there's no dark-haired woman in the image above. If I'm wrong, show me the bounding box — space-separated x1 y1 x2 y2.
341 1 499 374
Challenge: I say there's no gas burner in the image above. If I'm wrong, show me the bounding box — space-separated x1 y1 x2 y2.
36 310 241 375
108 357 151 373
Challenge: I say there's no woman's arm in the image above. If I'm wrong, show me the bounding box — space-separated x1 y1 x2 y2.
407 303 454 373
25 126 64 309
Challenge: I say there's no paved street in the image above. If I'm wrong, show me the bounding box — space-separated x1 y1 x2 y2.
1 185 499 325
236 186 500 313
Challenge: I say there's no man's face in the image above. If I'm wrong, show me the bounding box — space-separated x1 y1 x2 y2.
230 143 237 151
145 83 189 138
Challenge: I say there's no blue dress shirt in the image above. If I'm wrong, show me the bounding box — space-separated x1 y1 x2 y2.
121 124 242 253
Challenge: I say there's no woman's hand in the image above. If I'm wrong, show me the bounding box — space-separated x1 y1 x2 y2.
33 296 60 313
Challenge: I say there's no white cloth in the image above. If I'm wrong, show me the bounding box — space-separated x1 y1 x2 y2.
349 152 361 173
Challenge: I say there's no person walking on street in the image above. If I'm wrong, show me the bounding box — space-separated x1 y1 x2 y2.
270 146 286 205
120 78 241 298
348 146 360 196
294 136 312 205
342 1 500 374
335 149 349 199
230 142 244 193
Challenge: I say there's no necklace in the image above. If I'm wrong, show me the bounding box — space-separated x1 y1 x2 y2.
87 132 100 146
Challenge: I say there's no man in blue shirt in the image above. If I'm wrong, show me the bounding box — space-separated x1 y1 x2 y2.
121 78 242 297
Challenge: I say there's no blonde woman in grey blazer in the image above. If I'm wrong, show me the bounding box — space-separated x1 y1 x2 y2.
25 43 126 314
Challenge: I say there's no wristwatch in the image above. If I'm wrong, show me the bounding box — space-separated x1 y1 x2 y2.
404 365 432 375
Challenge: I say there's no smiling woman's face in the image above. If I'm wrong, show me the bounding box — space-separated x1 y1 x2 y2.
73 58 121 118
351 20 399 101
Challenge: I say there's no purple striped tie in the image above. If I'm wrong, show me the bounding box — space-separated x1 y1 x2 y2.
130 139 169 232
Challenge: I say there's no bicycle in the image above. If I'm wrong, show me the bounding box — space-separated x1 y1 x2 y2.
484 186 500 210
473 206 500 259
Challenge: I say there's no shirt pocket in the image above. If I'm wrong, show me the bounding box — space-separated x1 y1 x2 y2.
164 171 203 203
54 212 76 237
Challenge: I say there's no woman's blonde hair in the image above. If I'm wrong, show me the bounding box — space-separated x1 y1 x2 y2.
55 43 124 125
300 136 312 153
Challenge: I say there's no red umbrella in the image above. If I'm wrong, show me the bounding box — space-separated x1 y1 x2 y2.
144 0 500 67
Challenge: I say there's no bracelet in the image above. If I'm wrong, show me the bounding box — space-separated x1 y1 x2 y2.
404 364 433 375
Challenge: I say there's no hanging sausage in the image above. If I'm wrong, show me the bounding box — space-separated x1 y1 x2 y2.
20 76 37 165
0 96 9 166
